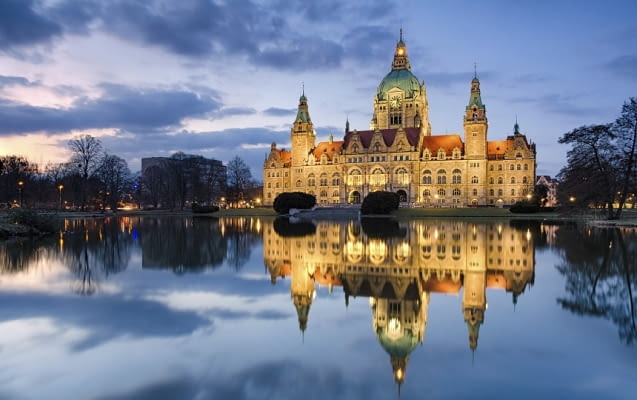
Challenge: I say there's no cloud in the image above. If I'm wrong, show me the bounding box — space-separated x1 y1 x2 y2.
0 0 400 71
508 93 600 117
0 75 34 88
0 292 209 351
604 54 637 81
262 107 296 117
95 360 383 400
0 84 221 135
0 0 62 51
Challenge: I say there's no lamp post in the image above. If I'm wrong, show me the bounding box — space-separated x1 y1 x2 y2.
58 184 64 210
18 181 24 207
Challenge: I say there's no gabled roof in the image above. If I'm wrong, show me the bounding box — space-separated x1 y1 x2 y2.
421 134 464 154
487 140 511 156
311 141 343 161
273 149 291 165
343 127 420 149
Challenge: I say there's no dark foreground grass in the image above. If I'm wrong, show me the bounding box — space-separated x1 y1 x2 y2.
393 207 559 219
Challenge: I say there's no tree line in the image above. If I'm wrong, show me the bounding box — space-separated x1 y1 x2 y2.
558 97 637 219
0 134 257 211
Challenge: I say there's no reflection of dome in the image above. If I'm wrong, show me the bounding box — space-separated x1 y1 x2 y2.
376 327 420 357
377 69 421 100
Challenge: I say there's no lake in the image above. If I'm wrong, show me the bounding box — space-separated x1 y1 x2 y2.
0 216 636 400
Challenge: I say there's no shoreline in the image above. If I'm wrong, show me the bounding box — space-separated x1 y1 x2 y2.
2 207 637 239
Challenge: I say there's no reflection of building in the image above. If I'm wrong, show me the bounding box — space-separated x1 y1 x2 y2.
263 31 536 207
263 219 535 386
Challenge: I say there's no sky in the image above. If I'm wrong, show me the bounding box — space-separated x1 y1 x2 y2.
0 0 636 180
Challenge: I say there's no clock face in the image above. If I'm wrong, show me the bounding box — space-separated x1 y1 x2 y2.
390 96 401 109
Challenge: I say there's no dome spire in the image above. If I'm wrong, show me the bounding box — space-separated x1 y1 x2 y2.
392 29 410 71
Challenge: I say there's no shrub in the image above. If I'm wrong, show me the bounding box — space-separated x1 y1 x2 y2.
361 191 400 215
509 201 541 213
8 209 60 233
192 204 220 213
273 192 316 214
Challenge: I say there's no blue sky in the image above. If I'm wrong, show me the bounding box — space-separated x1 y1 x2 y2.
0 0 636 179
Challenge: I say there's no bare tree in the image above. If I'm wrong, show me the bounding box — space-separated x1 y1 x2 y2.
95 153 131 211
227 156 252 206
68 135 103 210
558 98 637 219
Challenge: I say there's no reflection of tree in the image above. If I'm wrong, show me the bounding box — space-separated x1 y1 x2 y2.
0 236 57 274
224 218 261 271
62 219 133 295
140 217 227 273
556 225 637 345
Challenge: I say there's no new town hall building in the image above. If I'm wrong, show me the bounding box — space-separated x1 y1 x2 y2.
263 31 536 207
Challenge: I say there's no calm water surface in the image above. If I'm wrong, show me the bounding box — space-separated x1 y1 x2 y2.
0 216 636 400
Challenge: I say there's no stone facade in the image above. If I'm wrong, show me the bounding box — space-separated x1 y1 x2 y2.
263 31 536 207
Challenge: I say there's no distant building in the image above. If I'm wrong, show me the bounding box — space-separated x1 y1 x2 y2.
263 31 537 207
535 175 559 207
141 154 226 207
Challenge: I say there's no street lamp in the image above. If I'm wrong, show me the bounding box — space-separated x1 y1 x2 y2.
58 184 64 210
18 181 24 207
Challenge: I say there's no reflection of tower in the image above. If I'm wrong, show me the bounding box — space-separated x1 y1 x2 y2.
463 224 487 351
291 262 316 333
371 291 429 388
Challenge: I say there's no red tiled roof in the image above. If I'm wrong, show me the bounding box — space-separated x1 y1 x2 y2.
421 134 464 154
276 149 291 164
487 140 512 156
311 141 343 161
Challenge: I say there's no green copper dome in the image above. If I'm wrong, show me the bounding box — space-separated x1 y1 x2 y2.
376 327 419 357
377 69 422 100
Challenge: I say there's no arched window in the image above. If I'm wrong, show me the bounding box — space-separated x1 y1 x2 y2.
472 188 478 196
374 142 381 152
452 169 461 184
471 176 479 184
296 180 302 187
452 188 461 196
422 170 432 184
437 149 446 160
347 169 363 186
423 189 431 196
489 177 494 184
511 177 516 184
438 188 446 196
423 150 431 160
498 177 503 184
510 164 515 170
332 173 340 186
320 173 328 186
511 189 516 196
453 148 461 159
489 189 494 196
394 168 409 185
320 190 327 197
371 168 386 186
522 176 528 184
498 165 503 171
524 164 529 170
498 189 503 196
308 173 315 186
437 169 447 185
517 164 522 170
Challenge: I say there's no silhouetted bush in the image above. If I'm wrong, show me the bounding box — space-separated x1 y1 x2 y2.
192 204 219 213
510 201 541 213
361 191 400 215
273 192 316 215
